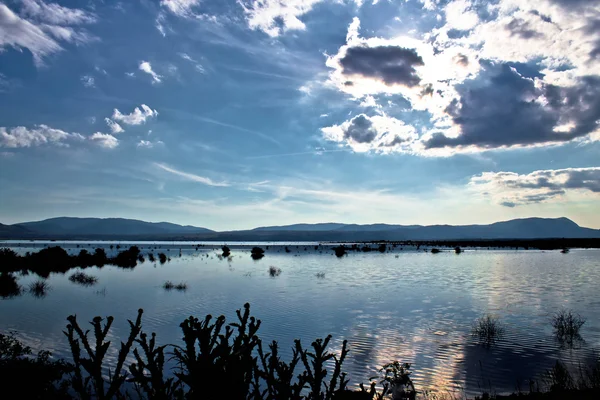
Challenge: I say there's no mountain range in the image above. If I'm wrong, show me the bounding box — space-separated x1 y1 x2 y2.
1 217 600 241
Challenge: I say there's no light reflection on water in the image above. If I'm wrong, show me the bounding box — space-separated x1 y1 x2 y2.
1 243 600 396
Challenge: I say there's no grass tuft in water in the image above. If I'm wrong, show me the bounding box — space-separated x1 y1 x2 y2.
472 314 504 346
68 272 98 286
552 309 585 341
268 266 282 277
28 280 50 298
163 281 187 291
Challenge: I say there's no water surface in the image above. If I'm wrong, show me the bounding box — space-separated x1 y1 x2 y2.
1 241 599 396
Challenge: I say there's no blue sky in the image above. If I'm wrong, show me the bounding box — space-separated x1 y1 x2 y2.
1 0 599 230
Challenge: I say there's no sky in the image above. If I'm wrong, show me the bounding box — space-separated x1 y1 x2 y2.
0 0 599 230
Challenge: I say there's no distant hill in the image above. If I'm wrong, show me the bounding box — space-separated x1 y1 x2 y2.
1 217 213 239
1 217 599 241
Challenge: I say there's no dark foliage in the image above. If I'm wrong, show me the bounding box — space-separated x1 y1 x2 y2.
0 246 150 277
334 246 347 257
0 333 73 399
251 247 265 260
222 245 231 257
158 253 168 264
0 272 22 298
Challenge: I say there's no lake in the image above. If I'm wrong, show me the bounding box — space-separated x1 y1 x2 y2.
1 241 599 397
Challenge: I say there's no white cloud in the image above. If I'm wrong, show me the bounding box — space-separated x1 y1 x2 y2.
139 61 162 84
112 105 158 125
125 72 135 77
0 124 84 148
20 0 96 25
89 133 119 149
321 114 419 153
104 118 124 134
239 0 326 37
160 0 201 17
444 0 479 31
154 162 230 187
0 2 96 66
137 140 164 148
80 74 94 88
469 167 600 207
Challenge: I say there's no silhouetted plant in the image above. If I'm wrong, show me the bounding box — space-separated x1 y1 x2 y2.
29 279 50 298
0 333 73 399
431 248 440 254
158 253 167 264
129 331 183 399
252 247 265 260
0 272 22 298
269 266 282 277
378 244 386 253
64 309 143 399
69 271 98 286
334 246 347 257
472 315 504 346
148 253 156 262
552 309 585 347
455 247 462 254
222 245 231 257
316 272 326 279
379 361 416 400
561 248 570 254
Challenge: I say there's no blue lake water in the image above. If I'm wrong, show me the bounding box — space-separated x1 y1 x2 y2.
1 241 599 396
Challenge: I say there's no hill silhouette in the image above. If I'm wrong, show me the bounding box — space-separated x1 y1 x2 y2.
1 217 599 241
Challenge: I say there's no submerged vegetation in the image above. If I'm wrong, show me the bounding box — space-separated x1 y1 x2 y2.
28 279 51 298
163 281 188 291
0 304 597 399
552 309 586 347
472 315 505 346
68 271 98 286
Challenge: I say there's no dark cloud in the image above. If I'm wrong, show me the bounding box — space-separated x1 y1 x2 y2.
424 62 600 151
547 0 594 8
475 168 600 207
563 169 600 192
339 45 424 87
505 18 544 40
343 115 378 143
453 53 469 67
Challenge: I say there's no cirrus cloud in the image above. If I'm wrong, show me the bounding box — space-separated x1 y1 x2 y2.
0 1 96 66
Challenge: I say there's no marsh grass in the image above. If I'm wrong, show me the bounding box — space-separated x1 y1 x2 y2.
268 266 282 277
472 315 504 346
316 272 326 279
28 280 50 298
552 309 585 347
68 271 98 286
163 281 187 291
